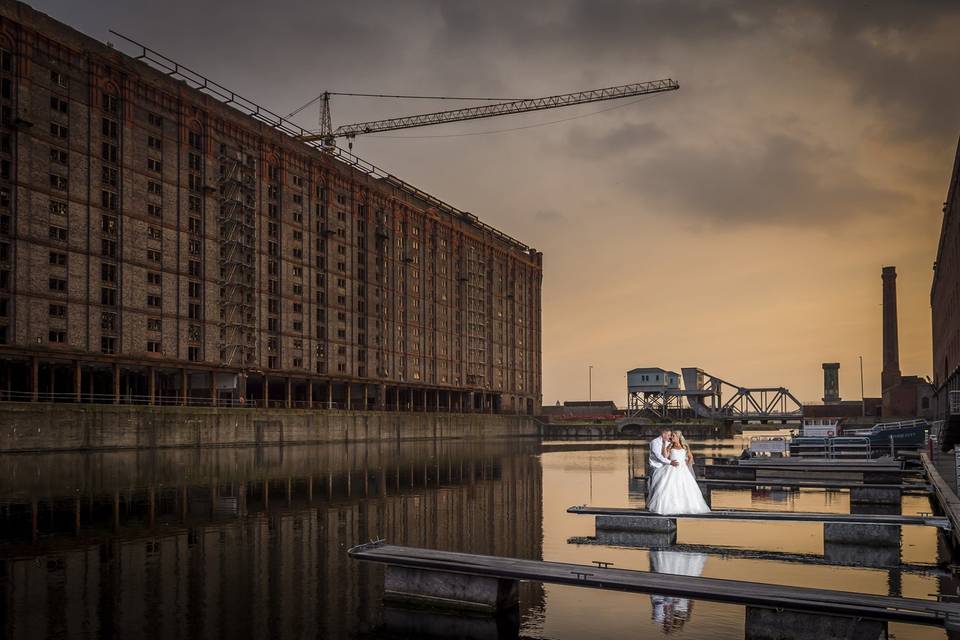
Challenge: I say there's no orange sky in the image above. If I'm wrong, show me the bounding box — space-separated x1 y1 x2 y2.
36 0 960 405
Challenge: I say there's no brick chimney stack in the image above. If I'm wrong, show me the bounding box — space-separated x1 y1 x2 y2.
881 266 902 392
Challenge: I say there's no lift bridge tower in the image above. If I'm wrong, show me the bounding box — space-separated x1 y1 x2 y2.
627 367 803 423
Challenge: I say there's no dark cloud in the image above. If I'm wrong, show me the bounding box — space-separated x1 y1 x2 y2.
30 0 960 228
566 122 666 158
533 209 566 224
623 132 912 228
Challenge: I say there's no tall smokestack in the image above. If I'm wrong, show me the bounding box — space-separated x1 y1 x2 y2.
881 266 901 391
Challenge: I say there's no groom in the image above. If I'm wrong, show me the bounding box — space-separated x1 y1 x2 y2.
647 428 679 496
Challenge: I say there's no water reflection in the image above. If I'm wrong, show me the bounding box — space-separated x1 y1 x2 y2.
649 551 707 634
0 438 953 639
0 440 544 640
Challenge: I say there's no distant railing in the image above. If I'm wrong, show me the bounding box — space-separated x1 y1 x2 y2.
789 436 872 459
846 418 928 435
0 391 498 412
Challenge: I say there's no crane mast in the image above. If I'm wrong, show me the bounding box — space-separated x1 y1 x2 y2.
304 78 679 144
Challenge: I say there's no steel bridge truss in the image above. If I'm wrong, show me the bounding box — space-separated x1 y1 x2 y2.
626 368 804 422
627 390 685 420
682 368 803 422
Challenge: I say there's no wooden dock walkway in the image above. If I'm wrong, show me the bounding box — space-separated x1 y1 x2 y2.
565 536 949 575
632 476 930 492
922 451 960 547
704 459 917 473
567 505 951 529
349 542 960 629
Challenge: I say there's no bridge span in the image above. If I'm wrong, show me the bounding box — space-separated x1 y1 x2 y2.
626 366 802 423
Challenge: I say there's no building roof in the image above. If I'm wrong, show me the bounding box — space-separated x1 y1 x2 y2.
563 400 619 408
627 367 679 376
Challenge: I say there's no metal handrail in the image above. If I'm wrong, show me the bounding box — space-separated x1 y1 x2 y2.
789 436 872 459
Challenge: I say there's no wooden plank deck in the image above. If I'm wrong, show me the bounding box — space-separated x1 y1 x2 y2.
631 476 930 492
349 542 960 628
567 505 951 529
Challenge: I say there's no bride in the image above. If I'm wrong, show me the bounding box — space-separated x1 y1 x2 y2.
646 431 711 515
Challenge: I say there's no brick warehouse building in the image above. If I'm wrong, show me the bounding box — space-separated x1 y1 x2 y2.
932 137 960 413
0 2 543 414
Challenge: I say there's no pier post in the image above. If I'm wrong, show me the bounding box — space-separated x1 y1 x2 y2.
264 375 270 408
285 377 292 409
347 383 352 410
595 515 677 533
703 465 755 480
823 542 899 568
114 363 121 405
378 384 386 410
384 565 518 613
73 360 81 402
850 486 901 505
307 380 313 408
596 528 678 547
327 382 332 409
745 606 887 640
823 522 899 546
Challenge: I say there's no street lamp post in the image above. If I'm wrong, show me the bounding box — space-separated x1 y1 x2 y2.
859 355 865 417
588 365 593 402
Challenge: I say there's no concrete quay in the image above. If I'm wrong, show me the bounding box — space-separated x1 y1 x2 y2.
0 402 539 452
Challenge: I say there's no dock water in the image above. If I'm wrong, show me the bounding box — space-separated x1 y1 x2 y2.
350 437 960 639
6 434 960 639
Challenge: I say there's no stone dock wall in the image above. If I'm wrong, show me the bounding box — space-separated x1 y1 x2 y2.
0 403 540 452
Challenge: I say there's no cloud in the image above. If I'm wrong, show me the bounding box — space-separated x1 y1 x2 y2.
622 132 912 228
533 209 566 224
566 122 667 158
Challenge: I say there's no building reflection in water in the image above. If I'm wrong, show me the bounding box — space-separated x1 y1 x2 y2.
0 439 544 639
649 551 707 635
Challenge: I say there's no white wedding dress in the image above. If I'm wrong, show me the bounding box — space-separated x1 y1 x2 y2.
646 447 710 515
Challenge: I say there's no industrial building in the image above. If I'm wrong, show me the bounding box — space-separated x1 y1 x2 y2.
932 137 960 414
880 266 933 417
0 2 542 413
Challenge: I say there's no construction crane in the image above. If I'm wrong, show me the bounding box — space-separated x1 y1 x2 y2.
293 79 679 148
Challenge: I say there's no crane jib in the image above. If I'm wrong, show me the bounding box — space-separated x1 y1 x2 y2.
329 79 679 138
